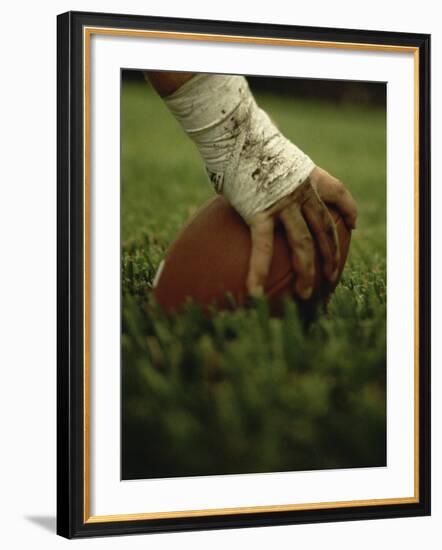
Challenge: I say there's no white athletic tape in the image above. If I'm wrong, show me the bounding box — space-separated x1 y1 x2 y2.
163 74 315 222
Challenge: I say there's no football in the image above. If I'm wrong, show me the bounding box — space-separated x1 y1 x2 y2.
153 196 351 314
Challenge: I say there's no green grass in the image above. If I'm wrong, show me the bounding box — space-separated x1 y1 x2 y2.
121 79 387 479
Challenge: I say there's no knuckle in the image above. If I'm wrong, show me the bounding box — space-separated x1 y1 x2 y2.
335 178 345 189
256 240 272 254
252 212 269 227
336 180 347 197
336 178 345 186
297 232 313 249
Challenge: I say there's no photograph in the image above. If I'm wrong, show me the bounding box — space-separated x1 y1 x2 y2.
121 70 387 480
56 12 430 537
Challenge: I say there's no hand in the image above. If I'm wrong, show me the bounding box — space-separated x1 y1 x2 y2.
246 166 358 299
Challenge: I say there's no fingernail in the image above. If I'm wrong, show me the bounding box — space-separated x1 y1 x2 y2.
250 286 264 297
297 284 313 300
347 216 357 230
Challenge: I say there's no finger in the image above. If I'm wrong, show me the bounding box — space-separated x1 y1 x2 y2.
246 215 274 297
302 193 340 283
314 174 358 230
279 204 315 300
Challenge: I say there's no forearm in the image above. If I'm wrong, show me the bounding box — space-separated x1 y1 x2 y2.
160 73 315 221
144 71 195 97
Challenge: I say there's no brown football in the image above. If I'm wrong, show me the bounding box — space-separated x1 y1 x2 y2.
153 196 351 315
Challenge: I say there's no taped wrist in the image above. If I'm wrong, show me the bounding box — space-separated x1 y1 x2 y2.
163 74 315 221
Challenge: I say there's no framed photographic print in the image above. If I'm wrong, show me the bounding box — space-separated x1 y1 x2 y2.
57 11 431 538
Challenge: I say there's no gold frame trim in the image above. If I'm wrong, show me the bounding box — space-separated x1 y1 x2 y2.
82 27 420 524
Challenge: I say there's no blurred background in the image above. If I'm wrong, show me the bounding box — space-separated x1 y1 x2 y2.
121 70 386 480
122 69 386 105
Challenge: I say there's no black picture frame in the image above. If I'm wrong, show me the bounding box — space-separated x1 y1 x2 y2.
57 10 431 539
